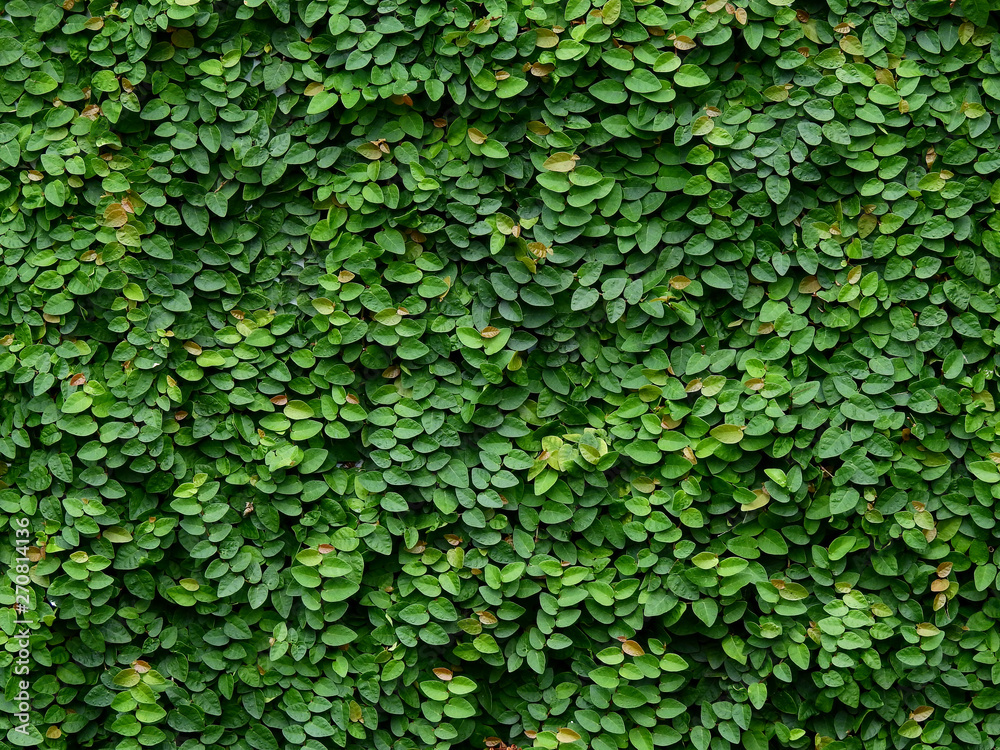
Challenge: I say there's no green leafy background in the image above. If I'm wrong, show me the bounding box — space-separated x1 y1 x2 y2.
2 0 1000 748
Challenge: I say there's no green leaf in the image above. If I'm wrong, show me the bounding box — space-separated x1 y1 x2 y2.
625 69 662 93
961 0 990 25
284 400 315 420
828 536 854 561
7 726 45 746
623 440 661 465
693 599 718 627
660 654 689 672
674 64 710 87
710 425 745 444
566 0 591 18
290 566 322 587
969 461 1000 483
496 76 529 98
307 91 339 114
61 392 93 414
246 724 280 750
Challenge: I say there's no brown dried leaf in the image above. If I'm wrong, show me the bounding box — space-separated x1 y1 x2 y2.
911 706 934 722
171 29 194 48
741 487 770 511
132 660 151 674
535 28 560 47
528 242 550 258
104 203 128 227
622 640 644 656
433 668 453 681
318 544 335 554
481 326 501 339
542 152 579 172
959 21 975 44
556 728 581 743
356 142 384 160
936 562 952 577
270 395 288 406
930 579 949 592
798 276 821 294
669 275 692 290
70 373 87 386
875 68 895 87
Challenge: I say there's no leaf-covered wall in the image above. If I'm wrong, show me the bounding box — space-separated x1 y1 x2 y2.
2 0 1000 748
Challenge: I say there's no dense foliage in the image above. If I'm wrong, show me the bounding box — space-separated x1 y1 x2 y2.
4 0 1000 748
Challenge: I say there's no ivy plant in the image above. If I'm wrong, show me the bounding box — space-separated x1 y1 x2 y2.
2 0 1000 749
